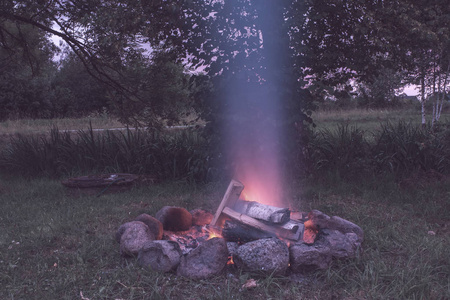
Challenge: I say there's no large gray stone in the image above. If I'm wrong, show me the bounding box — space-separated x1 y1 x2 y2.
234 238 289 275
308 210 364 243
316 229 359 259
328 216 364 242
177 237 228 279
118 221 155 257
135 214 163 240
155 206 192 231
138 240 182 273
289 242 332 272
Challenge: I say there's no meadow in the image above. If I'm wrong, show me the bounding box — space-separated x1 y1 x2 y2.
0 108 449 299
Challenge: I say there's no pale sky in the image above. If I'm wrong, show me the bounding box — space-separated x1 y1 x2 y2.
403 84 419 96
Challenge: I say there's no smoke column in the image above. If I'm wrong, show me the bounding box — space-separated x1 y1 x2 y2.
221 1 289 207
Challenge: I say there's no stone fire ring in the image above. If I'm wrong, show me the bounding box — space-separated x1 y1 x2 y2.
117 208 364 280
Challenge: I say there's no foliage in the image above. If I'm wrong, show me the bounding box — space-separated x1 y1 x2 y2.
51 51 110 118
309 124 369 179
0 127 219 182
1 0 449 123
303 120 450 180
2 118 449 184
109 52 194 128
372 121 450 177
0 20 57 120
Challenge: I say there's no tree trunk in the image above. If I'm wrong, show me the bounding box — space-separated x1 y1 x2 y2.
421 75 426 128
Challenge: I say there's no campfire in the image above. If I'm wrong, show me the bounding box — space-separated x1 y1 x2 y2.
116 180 364 279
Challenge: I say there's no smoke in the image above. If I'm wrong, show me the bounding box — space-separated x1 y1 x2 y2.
223 75 285 207
219 1 292 207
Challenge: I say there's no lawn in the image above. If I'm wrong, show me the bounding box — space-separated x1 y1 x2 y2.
314 107 450 133
0 174 449 299
0 108 449 299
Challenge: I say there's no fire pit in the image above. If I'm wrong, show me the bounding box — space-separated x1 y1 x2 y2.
116 180 363 279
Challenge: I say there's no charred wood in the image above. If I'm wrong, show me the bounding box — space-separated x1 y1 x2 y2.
222 220 274 243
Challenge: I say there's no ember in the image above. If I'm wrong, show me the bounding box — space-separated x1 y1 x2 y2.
163 225 222 255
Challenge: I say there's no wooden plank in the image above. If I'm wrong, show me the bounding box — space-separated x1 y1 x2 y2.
210 179 244 226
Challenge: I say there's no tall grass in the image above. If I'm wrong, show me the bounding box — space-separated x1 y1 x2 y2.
307 121 450 180
0 126 217 182
309 125 369 179
372 121 450 176
2 120 450 182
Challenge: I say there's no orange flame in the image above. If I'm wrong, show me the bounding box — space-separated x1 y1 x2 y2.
205 226 223 240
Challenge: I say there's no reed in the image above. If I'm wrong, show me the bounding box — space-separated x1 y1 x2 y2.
0 126 215 182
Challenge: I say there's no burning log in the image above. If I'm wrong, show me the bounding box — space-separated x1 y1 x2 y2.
222 207 303 241
234 199 290 224
210 180 303 241
222 220 274 242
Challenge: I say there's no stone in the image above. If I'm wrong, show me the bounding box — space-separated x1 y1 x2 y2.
137 240 182 273
234 238 289 275
316 229 359 259
227 242 239 257
308 210 364 243
135 214 163 240
289 242 332 272
328 216 364 242
177 237 228 279
190 209 214 226
118 221 155 257
307 210 330 231
155 206 192 231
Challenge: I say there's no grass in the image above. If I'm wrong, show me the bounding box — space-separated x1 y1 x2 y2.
0 116 124 135
314 107 450 133
1 107 449 299
0 174 448 299
0 126 214 181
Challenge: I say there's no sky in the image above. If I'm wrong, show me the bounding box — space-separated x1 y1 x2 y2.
402 84 419 96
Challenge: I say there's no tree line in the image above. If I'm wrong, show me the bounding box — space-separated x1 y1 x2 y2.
0 0 449 125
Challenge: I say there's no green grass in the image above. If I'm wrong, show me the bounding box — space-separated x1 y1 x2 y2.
0 116 124 135
314 107 450 133
1 108 449 299
0 175 448 299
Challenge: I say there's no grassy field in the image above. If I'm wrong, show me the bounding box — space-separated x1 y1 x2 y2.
314 108 450 132
0 175 448 299
0 116 124 135
0 108 449 299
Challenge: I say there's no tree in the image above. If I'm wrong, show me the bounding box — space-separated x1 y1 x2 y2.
1 0 196 125
51 49 110 117
0 19 57 119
